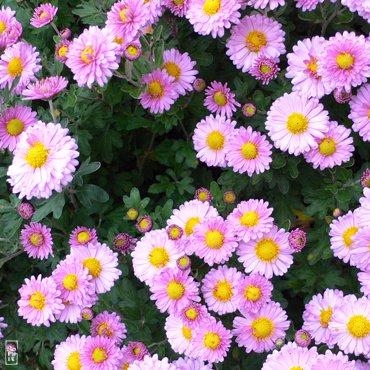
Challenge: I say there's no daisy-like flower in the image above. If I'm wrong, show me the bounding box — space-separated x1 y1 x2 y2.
225 126 272 176
123 41 142 61
71 242 121 294
304 121 354 170
226 15 285 72
162 49 197 96
91 311 127 345
288 229 307 252
113 233 136 254
223 191 236 204
0 6 22 50
52 334 87 370
201 265 242 315
294 0 324 11
349 84 370 142
236 273 273 313
0 41 41 94
80 335 122 370
150 268 200 314
358 188 370 228
249 56 279 85
30 3 57 28
317 31 370 93
164 0 191 17
226 199 274 243
174 357 213 370
286 36 332 99
7 121 79 200
192 216 238 265
140 69 179 114
136 215 153 232
167 225 184 241
121 342 149 365
55 40 70 63
177 256 191 270
295 329 312 347
329 210 360 264
165 314 195 356
237 226 293 279
193 114 236 167
204 81 240 118
130 354 177 370
127 207 139 220
242 103 257 117
265 92 329 156
66 26 120 88
233 301 290 353
262 342 318 370
20 222 53 260
17 202 34 219
248 0 285 9
69 226 98 249
312 350 356 370
195 188 213 203
18 275 64 327
132 228 182 285
186 0 241 38
22 76 68 101
56 301 85 324
180 302 211 328
351 228 370 270
0 105 37 152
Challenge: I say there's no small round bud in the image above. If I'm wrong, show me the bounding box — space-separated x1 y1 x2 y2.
124 42 142 61
242 103 257 117
127 208 139 221
223 191 236 204
167 225 183 241
333 208 342 218
193 78 206 92
136 215 152 233
17 202 34 220
275 338 285 350
333 88 352 104
294 329 312 347
195 187 212 203
288 229 307 252
361 169 370 189
113 233 136 254
81 307 94 320
176 256 191 271
60 28 71 39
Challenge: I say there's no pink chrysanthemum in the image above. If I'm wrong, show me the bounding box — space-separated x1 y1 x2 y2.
0 6 22 50
0 105 37 152
317 31 370 93
294 0 324 11
180 302 211 328
30 3 57 28
164 0 191 17
174 357 213 370
302 288 345 348
123 41 142 61
130 354 176 370
113 232 136 254
193 78 206 92
55 40 70 63
358 188 370 228
351 228 370 270
186 0 241 38
226 199 274 242
312 350 356 370
304 121 354 170
329 210 360 265
249 56 279 85
233 301 290 353
349 83 370 142
195 187 213 203
237 226 293 279
226 15 285 72
136 215 153 232
236 273 273 313
82 307 94 320
225 126 272 176
52 334 87 370
55 301 85 324
192 216 238 265
295 329 312 347
0 41 41 94
334 87 352 104
204 81 240 118
7 121 79 200
18 275 63 327
120 342 149 364
242 103 257 117
20 222 53 260
162 49 198 96
248 0 285 9
359 270 370 299
17 202 34 219
165 314 195 356
193 114 236 167
265 92 329 156
69 226 98 249
201 265 242 315
91 311 127 345
66 26 120 88
140 69 179 114
288 229 307 252
70 242 121 294
22 76 68 101
150 268 200 314
286 36 332 99
60 28 71 39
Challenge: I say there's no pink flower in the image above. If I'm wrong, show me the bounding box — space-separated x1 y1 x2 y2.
294 0 324 11
249 55 279 85
311 350 356 370
351 227 370 270
165 314 195 356
359 270 370 299
180 302 211 328
69 226 98 249
349 83 370 142
55 40 70 63
130 354 176 370
164 0 191 17
30 3 57 28
288 228 307 252
123 41 142 61
91 311 127 345
358 188 370 229
248 0 285 9
17 202 34 219
0 6 22 50
174 357 213 370
52 334 87 370
22 76 68 101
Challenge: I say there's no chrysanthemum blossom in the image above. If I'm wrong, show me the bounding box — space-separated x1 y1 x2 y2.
18 275 63 327
248 0 285 9
20 222 53 260
195 187 213 203
121 342 149 363
174 357 213 370
180 302 211 328
30 3 57 28
123 41 142 61
225 126 272 176
226 15 285 72
52 334 87 370
165 314 195 356
317 31 370 93
312 350 356 370
358 188 370 228
288 228 307 252
17 202 34 219
0 6 22 50
164 0 191 17
334 87 352 104
69 226 98 249
294 329 312 347
130 354 177 370
294 0 324 11
233 301 290 353
55 40 70 63
0 105 37 152
7 121 79 200
22 76 68 101
349 83 370 142
351 228 370 270
66 26 120 88
186 0 241 38
249 55 280 85
265 92 329 156
91 311 127 345
113 232 136 254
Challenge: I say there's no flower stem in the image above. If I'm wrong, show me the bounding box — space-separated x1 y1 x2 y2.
48 99 57 123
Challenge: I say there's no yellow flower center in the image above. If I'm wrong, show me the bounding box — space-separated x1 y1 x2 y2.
39 11 49 20
167 280 185 300
97 322 113 337
203 332 221 349
251 317 275 339
178 257 189 267
347 315 370 338
319 138 336 156
92 348 107 363
82 311 91 319
336 52 355 70
29 232 44 247
244 285 262 301
203 0 221 15
182 325 192 340
184 217 200 236
213 91 227 106
260 64 272 74
114 36 124 45
245 31 267 52
185 307 198 320
342 226 358 248
255 238 280 262
163 62 181 81
81 46 94 65
25 142 49 168
29 291 46 311
8 57 23 77
319 307 333 328
224 193 235 203
173 0 185 4
126 45 139 57
127 209 138 219
286 112 308 134
306 57 318 75
169 226 182 239
58 45 68 57
241 142 258 160
245 106 256 115
133 346 140 356
77 231 90 243
138 218 150 230
197 191 209 201
149 247 169 268
0 21 6 34
120 8 129 21
205 229 225 249
122 364 130 370
147 81 164 98
240 211 259 227
83 257 102 278
290 368 304 370
368 109 370 119
67 352 82 370
212 280 233 302
63 273 79 291
206 130 225 150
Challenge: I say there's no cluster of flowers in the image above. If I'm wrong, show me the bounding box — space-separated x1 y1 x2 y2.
341 0 370 22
